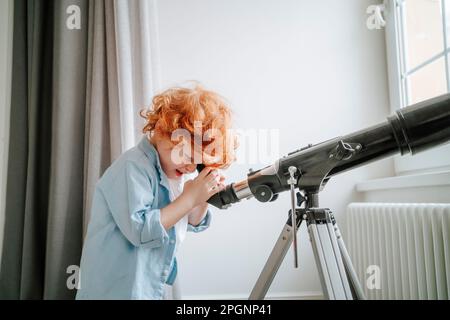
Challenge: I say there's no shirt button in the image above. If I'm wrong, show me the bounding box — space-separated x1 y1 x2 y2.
170 240 175 245
163 270 169 276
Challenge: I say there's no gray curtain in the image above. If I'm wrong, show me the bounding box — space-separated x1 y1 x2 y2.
0 0 159 300
0 0 88 299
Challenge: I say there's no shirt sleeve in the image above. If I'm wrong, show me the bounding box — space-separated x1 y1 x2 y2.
187 209 212 233
101 160 169 249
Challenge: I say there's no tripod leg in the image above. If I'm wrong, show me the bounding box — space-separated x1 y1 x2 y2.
333 222 367 300
325 221 353 298
308 223 336 299
249 215 302 300
309 222 351 299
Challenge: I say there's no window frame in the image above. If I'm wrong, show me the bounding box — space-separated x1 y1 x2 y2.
385 0 450 174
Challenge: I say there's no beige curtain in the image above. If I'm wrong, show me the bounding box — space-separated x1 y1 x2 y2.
83 0 161 235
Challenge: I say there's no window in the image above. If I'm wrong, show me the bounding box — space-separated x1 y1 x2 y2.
385 0 450 174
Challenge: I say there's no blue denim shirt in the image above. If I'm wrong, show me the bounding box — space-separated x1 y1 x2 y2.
76 137 211 300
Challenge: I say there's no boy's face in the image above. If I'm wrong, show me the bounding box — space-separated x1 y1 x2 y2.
152 136 197 179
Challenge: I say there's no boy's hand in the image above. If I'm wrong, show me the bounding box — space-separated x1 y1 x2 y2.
181 167 225 209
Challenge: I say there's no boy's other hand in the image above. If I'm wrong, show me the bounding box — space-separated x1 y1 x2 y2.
181 167 225 209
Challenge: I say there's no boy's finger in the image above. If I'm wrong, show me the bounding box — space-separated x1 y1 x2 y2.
199 166 213 178
206 179 219 190
207 185 221 197
205 171 219 183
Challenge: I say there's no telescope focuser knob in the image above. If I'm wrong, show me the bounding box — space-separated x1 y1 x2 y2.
331 141 361 161
254 185 274 202
296 192 306 207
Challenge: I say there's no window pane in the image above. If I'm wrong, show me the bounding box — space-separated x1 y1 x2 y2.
408 57 447 104
404 0 444 69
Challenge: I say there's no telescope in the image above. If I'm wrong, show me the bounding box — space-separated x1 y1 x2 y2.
205 93 450 300
207 93 450 210
199 94 450 299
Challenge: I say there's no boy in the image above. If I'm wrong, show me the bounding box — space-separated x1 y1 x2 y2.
76 84 236 299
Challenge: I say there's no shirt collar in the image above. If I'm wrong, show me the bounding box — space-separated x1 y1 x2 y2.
137 136 171 191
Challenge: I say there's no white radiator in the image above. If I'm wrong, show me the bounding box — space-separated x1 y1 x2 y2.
346 203 450 300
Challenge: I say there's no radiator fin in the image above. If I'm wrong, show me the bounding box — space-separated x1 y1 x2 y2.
346 203 450 300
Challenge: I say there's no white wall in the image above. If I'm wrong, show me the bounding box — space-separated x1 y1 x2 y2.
156 0 394 299
0 0 14 269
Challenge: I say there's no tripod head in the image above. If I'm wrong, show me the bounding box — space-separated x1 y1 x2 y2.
207 93 450 209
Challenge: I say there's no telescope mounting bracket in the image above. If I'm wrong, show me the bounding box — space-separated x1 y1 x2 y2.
297 140 362 194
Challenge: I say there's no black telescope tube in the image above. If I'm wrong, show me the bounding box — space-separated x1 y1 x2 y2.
208 94 450 209
392 93 450 155
328 93 450 177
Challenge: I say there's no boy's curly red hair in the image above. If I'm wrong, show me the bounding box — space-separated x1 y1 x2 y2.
140 84 237 169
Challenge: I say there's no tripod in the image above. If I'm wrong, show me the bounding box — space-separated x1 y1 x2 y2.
249 169 366 300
